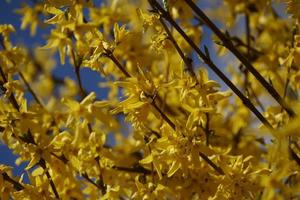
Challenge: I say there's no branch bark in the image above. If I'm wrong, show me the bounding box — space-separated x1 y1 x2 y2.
183 0 295 117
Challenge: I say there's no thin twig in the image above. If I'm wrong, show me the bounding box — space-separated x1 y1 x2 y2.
199 152 225 175
82 172 104 190
2 172 25 191
112 166 151 174
104 50 131 78
248 86 265 112
104 50 176 130
70 49 86 99
95 156 107 194
204 113 210 146
39 159 60 199
159 18 199 84
18 71 44 108
0 66 20 111
244 14 250 92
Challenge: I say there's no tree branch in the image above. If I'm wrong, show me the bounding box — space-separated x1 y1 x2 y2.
104 49 176 130
148 0 273 129
183 0 295 117
39 159 60 199
2 172 25 191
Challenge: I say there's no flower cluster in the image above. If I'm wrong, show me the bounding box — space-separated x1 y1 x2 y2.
1 0 300 199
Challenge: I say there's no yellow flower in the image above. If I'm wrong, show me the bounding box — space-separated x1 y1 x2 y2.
41 29 72 64
114 23 129 45
0 24 15 48
15 4 43 36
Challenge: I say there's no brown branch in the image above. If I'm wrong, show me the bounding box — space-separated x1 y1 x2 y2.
104 27 226 175
204 113 210 146
0 66 60 198
199 152 225 175
18 71 44 108
82 172 104 191
248 85 265 112
182 0 295 117
112 166 151 174
158 18 199 84
2 172 25 191
104 50 176 130
0 65 20 111
289 146 300 167
95 157 106 194
244 14 250 92
148 0 273 129
70 49 86 99
104 50 131 78
39 159 60 199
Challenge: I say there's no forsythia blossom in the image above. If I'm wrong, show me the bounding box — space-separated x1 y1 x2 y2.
0 0 300 199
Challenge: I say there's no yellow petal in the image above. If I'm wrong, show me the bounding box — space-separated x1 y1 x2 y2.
167 160 181 177
139 154 153 165
31 167 44 177
25 154 40 170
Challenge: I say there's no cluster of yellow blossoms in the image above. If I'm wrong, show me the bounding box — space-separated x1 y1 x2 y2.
1 0 300 199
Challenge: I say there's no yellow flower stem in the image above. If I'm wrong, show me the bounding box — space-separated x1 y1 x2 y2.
70 48 95 134
2 38 44 110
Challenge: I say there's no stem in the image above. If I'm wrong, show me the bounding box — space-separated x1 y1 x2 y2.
112 166 151 174
39 159 60 199
19 71 44 108
248 86 265 112
105 50 176 130
159 18 198 84
148 0 273 129
104 50 131 78
0 65 20 111
183 0 295 117
244 14 250 92
151 100 176 130
204 113 210 146
199 152 225 175
70 49 86 99
82 173 104 191
95 157 106 194
2 172 25 191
